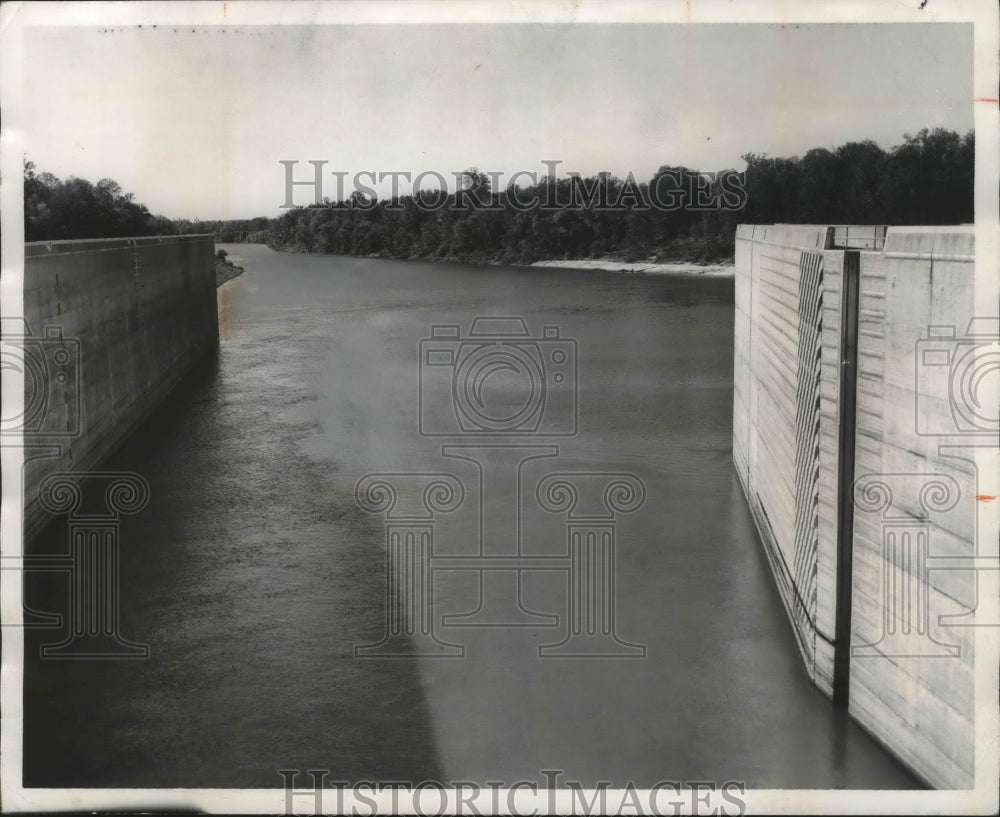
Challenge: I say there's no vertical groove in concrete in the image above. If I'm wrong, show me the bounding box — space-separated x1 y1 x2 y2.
832 250 860 704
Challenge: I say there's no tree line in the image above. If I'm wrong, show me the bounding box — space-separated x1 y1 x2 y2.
23 161 179 241
24 128 973 263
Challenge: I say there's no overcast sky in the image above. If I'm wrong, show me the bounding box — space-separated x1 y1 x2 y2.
23 22 973 220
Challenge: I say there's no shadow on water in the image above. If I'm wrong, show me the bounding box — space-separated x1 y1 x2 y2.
23 345 444 787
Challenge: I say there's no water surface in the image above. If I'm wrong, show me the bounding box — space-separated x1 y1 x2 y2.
24 245 920 789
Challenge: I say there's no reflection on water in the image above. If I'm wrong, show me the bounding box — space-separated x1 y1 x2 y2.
24 246 921 789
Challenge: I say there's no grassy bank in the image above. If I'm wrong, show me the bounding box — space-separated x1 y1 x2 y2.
215 252 244 287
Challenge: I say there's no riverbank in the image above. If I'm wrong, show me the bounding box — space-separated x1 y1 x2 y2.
530 258 734 276
261 242 734 276
215 256 244 287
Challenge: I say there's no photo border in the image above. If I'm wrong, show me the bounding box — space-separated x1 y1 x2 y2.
1 1 996 813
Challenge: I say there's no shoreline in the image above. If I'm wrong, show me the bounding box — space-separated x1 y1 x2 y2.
529 258 734 277
215 257 245 287
222 243 735 278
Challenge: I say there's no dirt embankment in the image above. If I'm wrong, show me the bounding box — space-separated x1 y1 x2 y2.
216 256 244 287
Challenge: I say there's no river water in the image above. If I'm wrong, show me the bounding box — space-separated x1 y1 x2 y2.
24 245 920 790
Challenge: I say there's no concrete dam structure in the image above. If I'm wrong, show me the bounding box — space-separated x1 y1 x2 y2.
20 235 218 542
734 223 986 789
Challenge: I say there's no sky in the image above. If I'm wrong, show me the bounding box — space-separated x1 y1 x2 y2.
21 21 973 220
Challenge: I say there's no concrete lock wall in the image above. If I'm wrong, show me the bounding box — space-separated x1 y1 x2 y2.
733 223 845 698
734 223 977 789
21 235 218 542
850 227 977 790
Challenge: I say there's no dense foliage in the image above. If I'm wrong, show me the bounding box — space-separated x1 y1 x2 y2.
259 128 976 263
23 162 178 241
741 129 974 228
25 128 973 263
265 169 741 264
